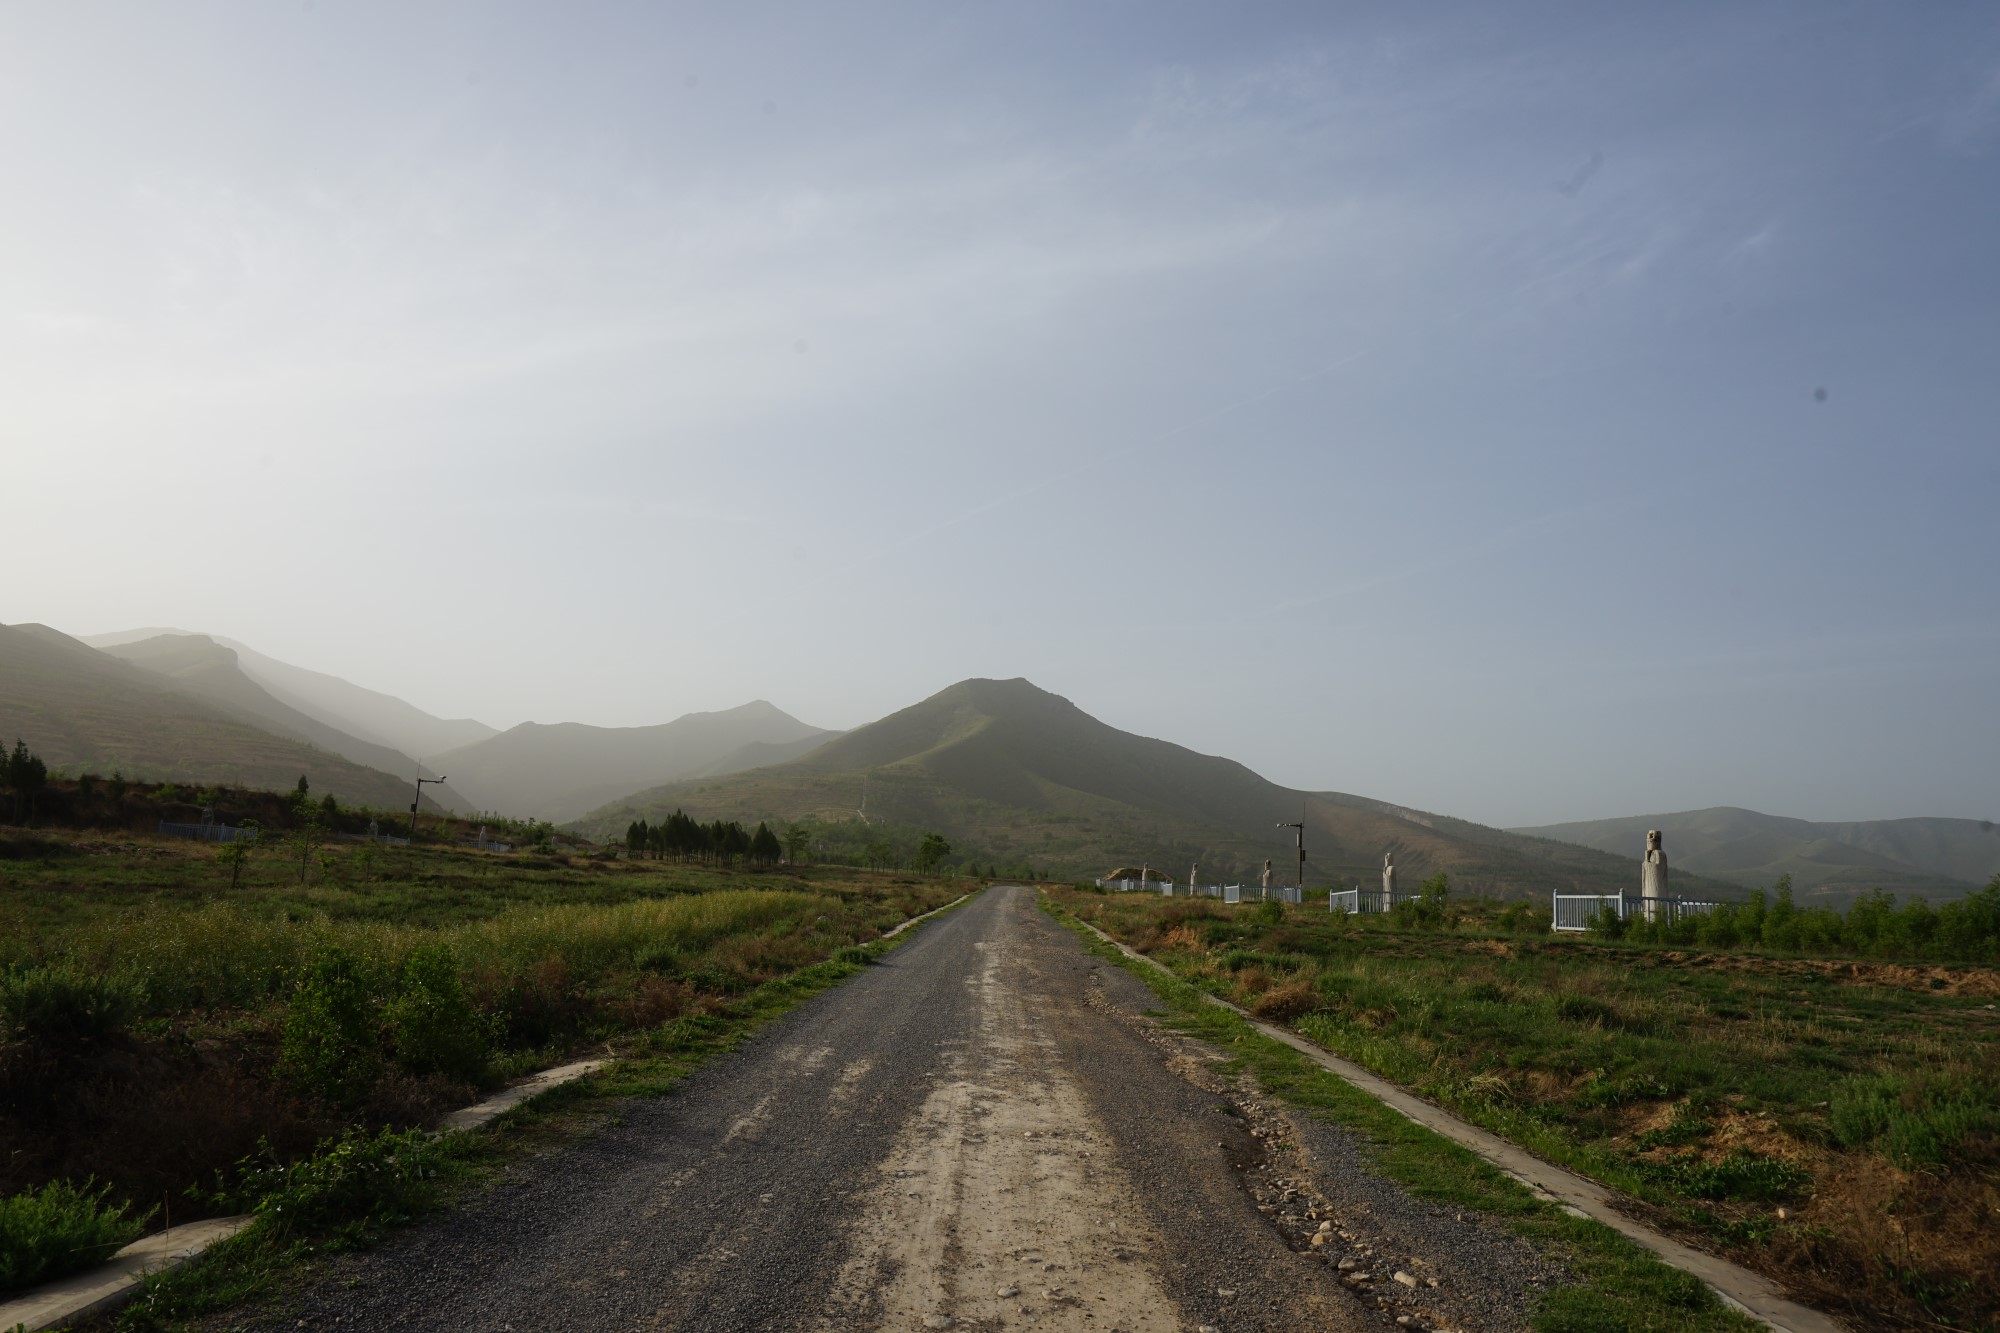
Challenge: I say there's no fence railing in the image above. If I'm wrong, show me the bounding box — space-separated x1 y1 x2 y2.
1096 879 1302 904
1550 892 1726 932
158 821 259 844
1328 887 1413 914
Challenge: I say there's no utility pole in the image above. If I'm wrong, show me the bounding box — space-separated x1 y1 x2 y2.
1277 810 1306 889
409 772 448 842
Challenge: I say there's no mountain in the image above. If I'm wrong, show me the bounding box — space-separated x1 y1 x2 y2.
572 677 1744 899
1512 807 2000 901
0 623 436 809
434 702 839 822
81 629 496 761
93 634 473 811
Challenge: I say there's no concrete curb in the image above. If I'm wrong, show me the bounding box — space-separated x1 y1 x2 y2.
438 1059 607 1133
880 888 977 939
0 1216 254 1333
1064 907 1846 1333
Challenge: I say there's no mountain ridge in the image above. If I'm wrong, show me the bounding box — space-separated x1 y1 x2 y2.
573 676 1750 900
0 623 437 809
93 634 472 810
434 700 839 822
81 628 497 761
1512 806 2000 899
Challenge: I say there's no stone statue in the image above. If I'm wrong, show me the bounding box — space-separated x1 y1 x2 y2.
1189 862 1199 894
1261 859 1273 889
1641 829 1669 919
1382 851 1396 898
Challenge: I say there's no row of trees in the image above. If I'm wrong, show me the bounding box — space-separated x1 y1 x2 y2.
625 810 783 866
1599 874 2000 963
6 739 48 822
616 812 1029 879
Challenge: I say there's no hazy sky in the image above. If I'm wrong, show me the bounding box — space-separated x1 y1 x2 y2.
6 2 1997 827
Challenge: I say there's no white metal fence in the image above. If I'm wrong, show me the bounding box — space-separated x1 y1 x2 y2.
1550 891 1726 932
1096 878 1302 904
1328 887 1413 914
158 821 259 844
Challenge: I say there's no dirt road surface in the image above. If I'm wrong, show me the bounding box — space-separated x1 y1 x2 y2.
254 887 1561 1332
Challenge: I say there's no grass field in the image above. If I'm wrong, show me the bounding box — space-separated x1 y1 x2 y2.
0 828 963 1296
1050 887 2000 1333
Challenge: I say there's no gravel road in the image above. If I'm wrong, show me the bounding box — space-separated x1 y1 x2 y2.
254 887 1562 1332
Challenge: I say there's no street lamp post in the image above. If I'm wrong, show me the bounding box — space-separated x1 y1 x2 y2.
1277 816 1305 890
409 774 448 842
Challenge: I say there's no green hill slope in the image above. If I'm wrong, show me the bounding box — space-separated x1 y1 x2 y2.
95 634 472 811
573 677 1736 899
0 623 432 809
434 702 838 822
1511 807 2000 902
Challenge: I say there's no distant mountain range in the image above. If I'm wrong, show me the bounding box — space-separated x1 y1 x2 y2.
65 627 838 823
92 633 475 811
14 623 1991 904
80 627 496 760
1512 807 2000 900
429 705 839 823
571 677 1747 900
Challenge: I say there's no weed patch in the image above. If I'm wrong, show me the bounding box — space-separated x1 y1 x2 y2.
0 1177 149 1293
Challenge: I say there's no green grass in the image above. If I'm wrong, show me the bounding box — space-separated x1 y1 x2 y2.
1041 898 1759 1333
1051 888 2000 1333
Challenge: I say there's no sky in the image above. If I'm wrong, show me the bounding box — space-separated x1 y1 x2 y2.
4 2 1997 828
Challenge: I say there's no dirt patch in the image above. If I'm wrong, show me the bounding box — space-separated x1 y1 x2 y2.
1773 1153 2000 1330
817 934 1184 1331
1653 951 2000 997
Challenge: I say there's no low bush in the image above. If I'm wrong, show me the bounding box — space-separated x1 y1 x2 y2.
833 945 873 966
0 1177 148 1292
1244 899 1285 928
385 944 490 1083
212 1126 453 1243
277 948 380 1106
0 963 142 1045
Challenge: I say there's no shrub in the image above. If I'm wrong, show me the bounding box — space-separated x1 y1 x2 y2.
216 1127 451 1243
1245 899 1284 928
385 944 490 1083
0 1177 149 1292
0 963 142 1045
834 945 873 967
278 948 379 1106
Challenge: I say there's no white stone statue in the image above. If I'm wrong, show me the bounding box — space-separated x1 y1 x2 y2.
1261 859 1273 889
1641 829 1669 919
1382 851 1396 898
1189 862 1199 894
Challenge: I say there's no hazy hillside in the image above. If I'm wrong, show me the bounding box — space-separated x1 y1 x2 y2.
574 677 1733 899
95 634 473 811
0 623 432 809
82 628 496 760
1512 807 2000 901
435 701 838 822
